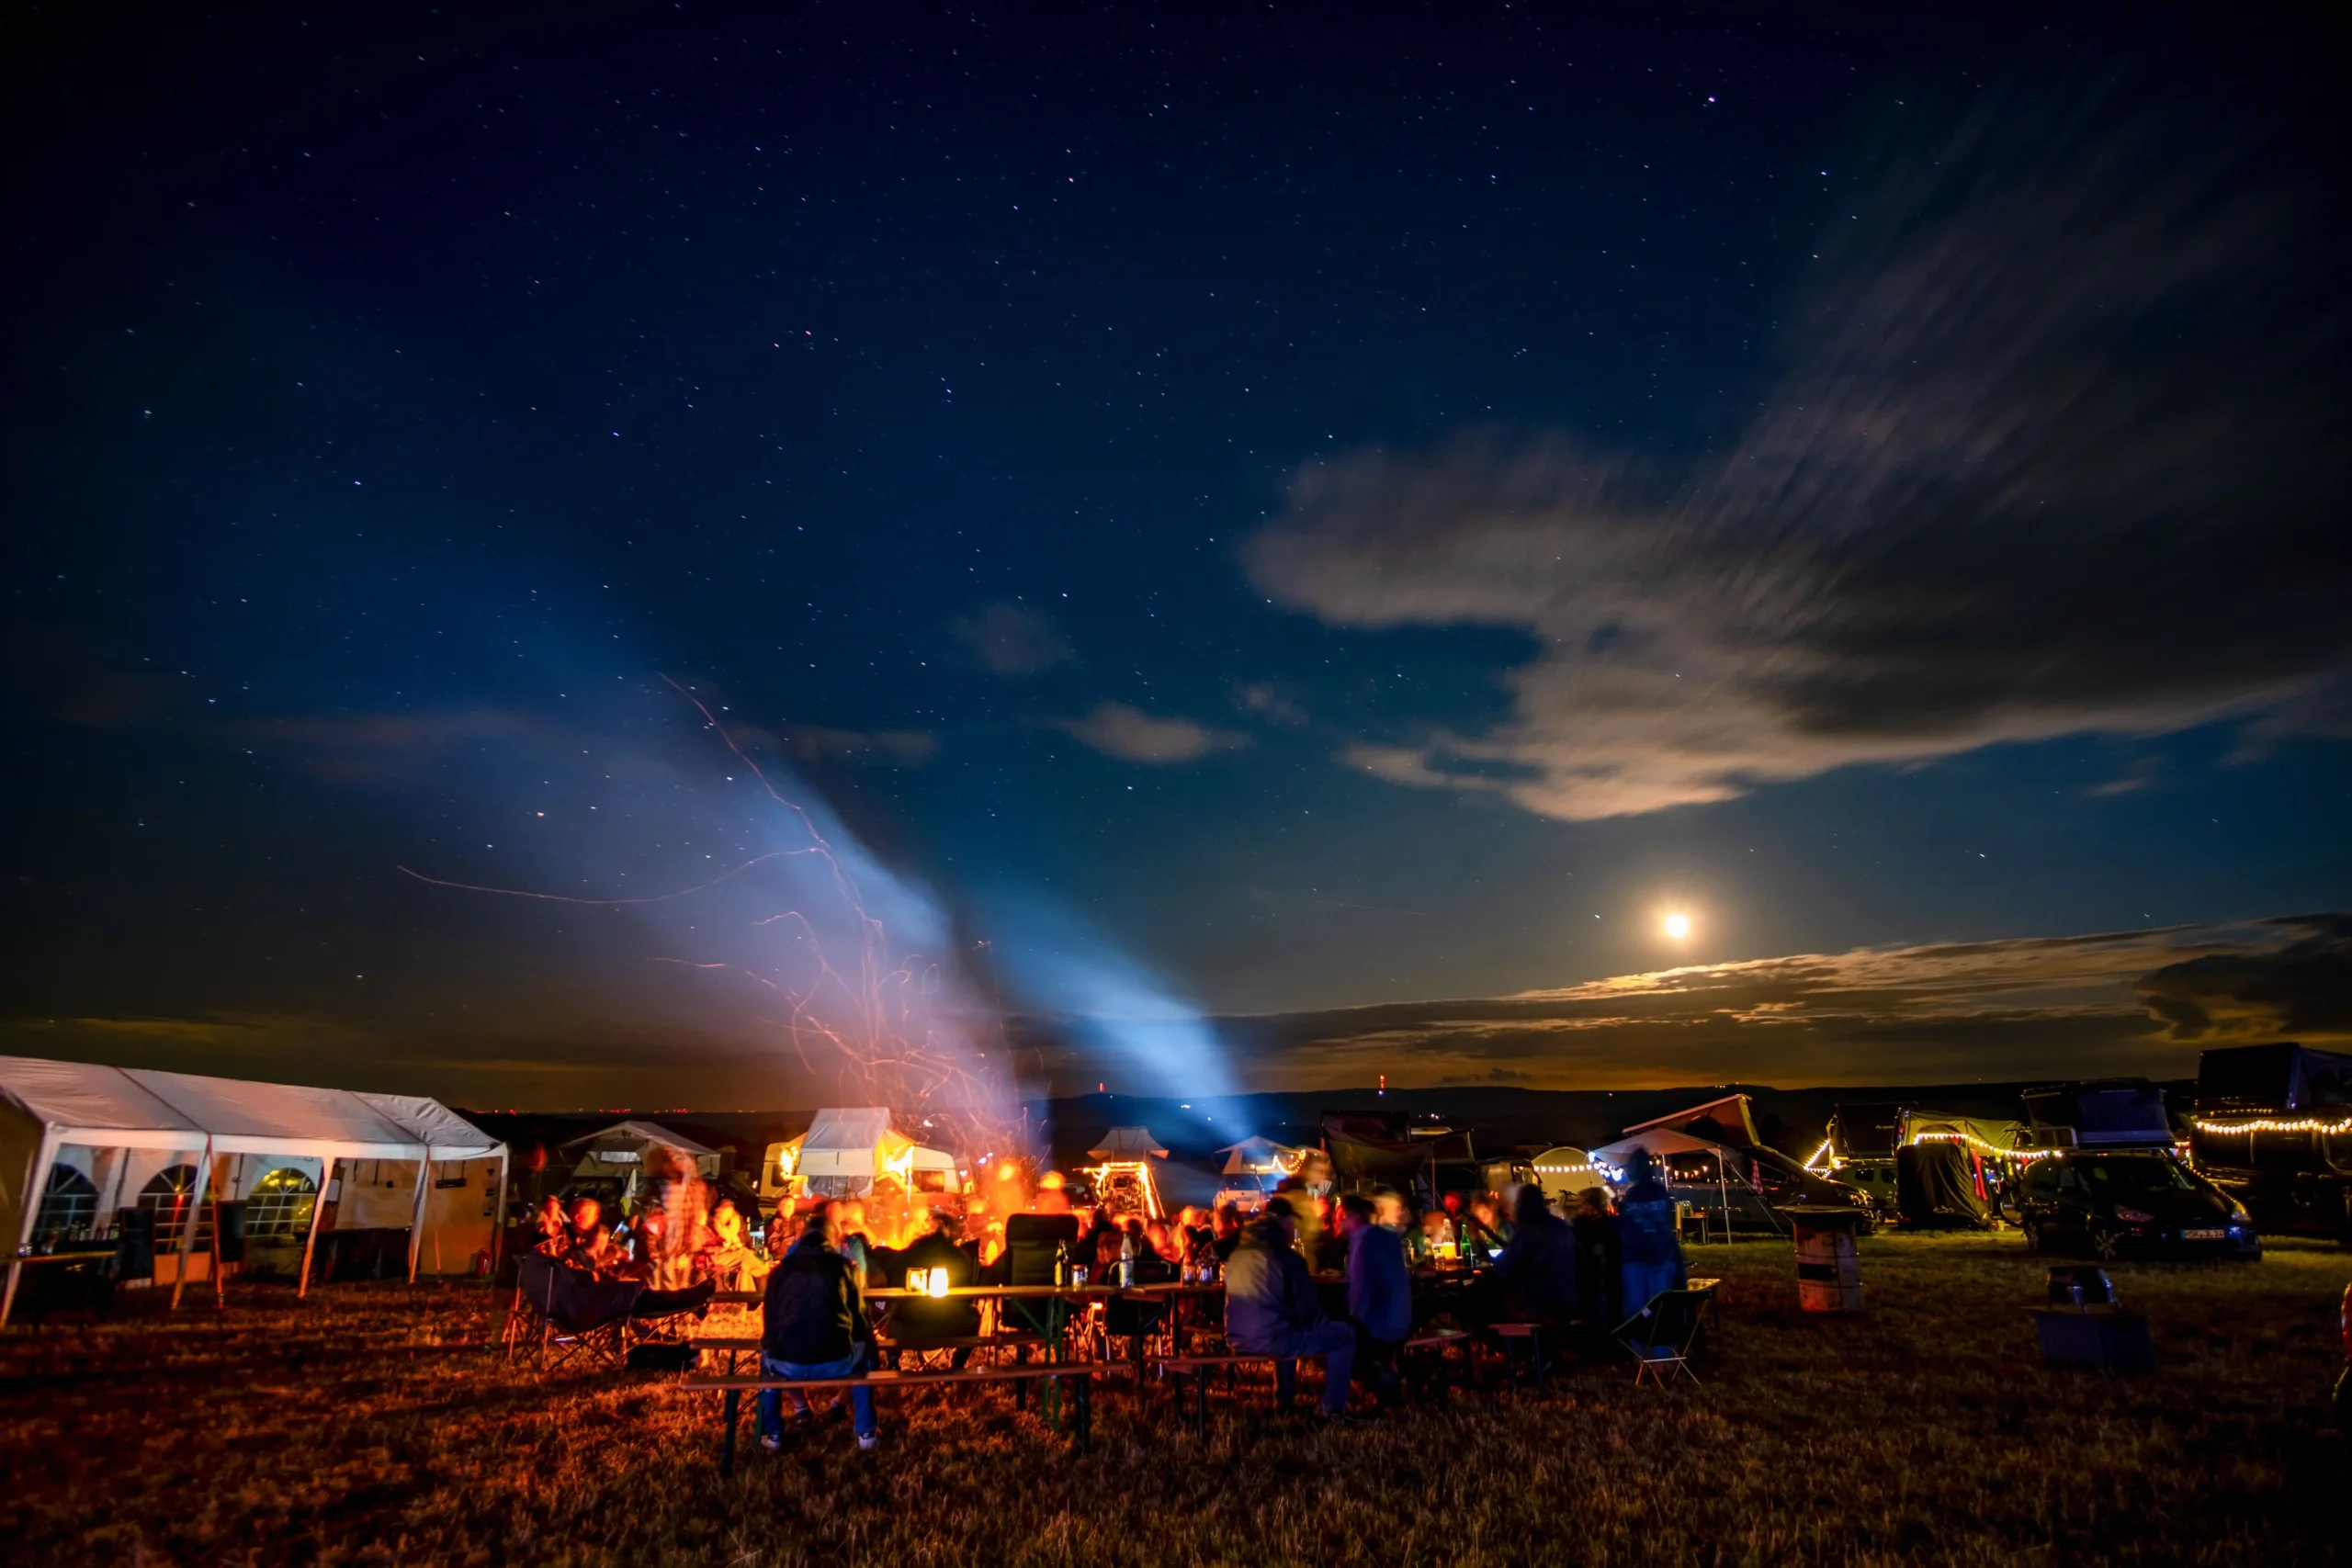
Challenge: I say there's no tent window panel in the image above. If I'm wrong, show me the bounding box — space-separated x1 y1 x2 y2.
245 1168 318 1241
139 1165 212 1247
34 1165 99 1246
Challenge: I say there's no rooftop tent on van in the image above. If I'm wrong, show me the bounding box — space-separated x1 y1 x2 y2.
2196 1043 2352 1115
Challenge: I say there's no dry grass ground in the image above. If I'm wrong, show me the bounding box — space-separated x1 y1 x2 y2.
2 1234 2346 1567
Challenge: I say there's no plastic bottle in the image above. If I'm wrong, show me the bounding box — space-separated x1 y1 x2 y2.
1119 1230 1136 1288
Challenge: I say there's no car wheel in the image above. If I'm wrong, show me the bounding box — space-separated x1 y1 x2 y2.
2090 1224 2123 1263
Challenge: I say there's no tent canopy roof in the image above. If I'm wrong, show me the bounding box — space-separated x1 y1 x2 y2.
560 1118 719 1159
0 1055 501 1161
1088 1126 1169 1159
1622 1093 1762 1145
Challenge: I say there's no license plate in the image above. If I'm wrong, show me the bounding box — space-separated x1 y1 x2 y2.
2181 1228 2224 1241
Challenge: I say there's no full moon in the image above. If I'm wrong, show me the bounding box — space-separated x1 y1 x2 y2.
1661 910 1693 941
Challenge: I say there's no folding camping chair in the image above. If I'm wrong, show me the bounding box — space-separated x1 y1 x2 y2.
1613 1288 1708 1387
503 1254 647 1371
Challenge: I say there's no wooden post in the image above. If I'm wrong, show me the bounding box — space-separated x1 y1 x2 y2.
486 1150 511 1280
297 1157 334 1299
169 1135 212 1312
209 1153 227 1311
406 1145 433 1284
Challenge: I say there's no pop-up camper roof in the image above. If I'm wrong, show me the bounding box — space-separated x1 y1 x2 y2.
1621 1093 1763 1146
1088 1126 1169 1160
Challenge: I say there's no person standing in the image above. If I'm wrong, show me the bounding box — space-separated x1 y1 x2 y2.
758 1205 880 1452
1615 1150 1685 1314
1224 1196 1357 1420
1338 1193 1409 1409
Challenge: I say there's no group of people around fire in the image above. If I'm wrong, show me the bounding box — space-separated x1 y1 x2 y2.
720 1147 1689 1448
518 1137 1689 1447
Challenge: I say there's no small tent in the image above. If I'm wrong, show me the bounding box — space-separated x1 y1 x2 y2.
561 1119 721 1178
1528 1146 1600 1201
0 1055 504 1325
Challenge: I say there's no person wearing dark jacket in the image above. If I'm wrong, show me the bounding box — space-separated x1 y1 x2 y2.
1490 1183 1580 1323
888 1210 982 1368
758 1206 879 1450
1571 1187 1623 1335
1224 1197 1357 1417
1616 1149 1687 1314
1339 1193 1409 1408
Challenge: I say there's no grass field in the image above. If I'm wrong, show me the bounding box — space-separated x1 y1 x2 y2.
3 1234 2346 1567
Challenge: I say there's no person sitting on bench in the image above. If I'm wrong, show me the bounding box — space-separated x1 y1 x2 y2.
1339 1193 1409 1409
888 1208 982 1368
1490 1182 1579 1324
1225 1196 1357 1420
758 1204 879 1452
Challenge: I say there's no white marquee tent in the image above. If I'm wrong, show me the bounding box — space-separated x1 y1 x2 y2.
0 1055 504 1325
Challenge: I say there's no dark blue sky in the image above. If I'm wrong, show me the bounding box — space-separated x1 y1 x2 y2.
6 4 2346 1106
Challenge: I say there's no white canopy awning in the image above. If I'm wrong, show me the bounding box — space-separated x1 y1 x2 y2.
0 1055 502 1278
1590 1128 1736 1168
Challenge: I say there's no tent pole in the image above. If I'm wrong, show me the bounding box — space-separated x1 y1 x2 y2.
1718 1155 1731 1245
297 1157 334 1300
170 1134 213 1312
406 1145 433 1285
209 1153 227 1311
487 1150 510 1279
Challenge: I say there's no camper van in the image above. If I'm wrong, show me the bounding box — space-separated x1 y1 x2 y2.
2188 1043 2352 1246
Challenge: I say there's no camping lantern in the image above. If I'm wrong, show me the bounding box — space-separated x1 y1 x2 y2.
907 1268 931 1294
925 1268 950 1299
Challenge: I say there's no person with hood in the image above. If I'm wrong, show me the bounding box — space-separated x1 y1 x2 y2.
758 1204 880 1452
1489 1182 1579 1324
1224 1196 1356 1419
1615 1150 1685 1314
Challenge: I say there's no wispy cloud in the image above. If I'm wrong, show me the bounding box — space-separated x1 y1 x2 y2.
1202 915 2352 1090
1051 702 1247 764
1245 89 2350 820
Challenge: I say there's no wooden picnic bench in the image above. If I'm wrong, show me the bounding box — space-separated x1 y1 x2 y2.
688 1331 1047 1373
682 1360 1131 1472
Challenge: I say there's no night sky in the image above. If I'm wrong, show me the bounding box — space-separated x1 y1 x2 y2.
6 5 2347 1110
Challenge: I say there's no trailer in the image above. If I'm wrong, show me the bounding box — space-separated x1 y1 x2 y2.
2189 1043 2352 1246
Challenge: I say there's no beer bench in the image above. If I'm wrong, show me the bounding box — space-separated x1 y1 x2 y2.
1152 1350 1331 1434
688 1332 1046 1373
683 1360 1130 1472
